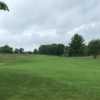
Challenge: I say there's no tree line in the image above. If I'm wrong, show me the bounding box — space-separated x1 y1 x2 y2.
0 45 25 54
34 34 100 59
0 34 100 58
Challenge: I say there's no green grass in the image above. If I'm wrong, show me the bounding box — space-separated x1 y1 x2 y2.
0 54 100 100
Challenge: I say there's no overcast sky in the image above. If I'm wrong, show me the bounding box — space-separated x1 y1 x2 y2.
0 0 100 51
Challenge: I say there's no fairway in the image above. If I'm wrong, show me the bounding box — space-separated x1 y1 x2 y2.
0 55 100 100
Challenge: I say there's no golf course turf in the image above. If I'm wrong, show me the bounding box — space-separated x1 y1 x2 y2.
0 54 100 100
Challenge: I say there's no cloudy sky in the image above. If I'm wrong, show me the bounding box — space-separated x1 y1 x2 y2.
0 0 100 51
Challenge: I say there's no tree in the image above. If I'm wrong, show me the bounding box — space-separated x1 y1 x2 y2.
0 45 13 53
19 48 24 54
33 49 38 54
88 40 100 59
39 44 65 56
64 46 69 56
83 45 89 56
0 1 9 11
56 44 65 56
69 34 85 56
39 45 48 54
14 48 24 54
15 48 20 54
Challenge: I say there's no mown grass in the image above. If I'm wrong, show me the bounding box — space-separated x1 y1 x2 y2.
0 54 100 100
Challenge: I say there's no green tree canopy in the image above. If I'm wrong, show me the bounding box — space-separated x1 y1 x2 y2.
0 1 9 11
39 44 65 56
88 39 100 59
69 34 85 56
0 45 13 53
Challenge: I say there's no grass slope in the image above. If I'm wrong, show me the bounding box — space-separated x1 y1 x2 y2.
0 54 100 100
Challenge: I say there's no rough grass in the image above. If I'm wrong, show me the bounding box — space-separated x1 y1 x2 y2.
0 54 100 100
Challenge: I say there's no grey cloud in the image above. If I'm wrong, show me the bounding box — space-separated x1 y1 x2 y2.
0 0 100 50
